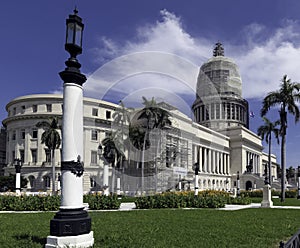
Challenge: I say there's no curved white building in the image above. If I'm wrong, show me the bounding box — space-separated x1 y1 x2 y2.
2 44 280 194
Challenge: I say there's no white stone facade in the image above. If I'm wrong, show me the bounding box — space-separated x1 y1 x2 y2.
2 94 279 194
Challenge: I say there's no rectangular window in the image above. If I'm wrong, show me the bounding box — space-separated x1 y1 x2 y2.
205 107 209 120
32 129 38 139
46 104 52 112
12 151 15 161
13 107 16 115
21 105 26 114
45 149 51 163
31 149 37 163
231 104 236 120
32 105 37 113
226 103 231 119
216 104 220 119
211 104 215 119
92 108 98 116
106 110 111 119
12 131 16 140
91 151 97 164
91 129 98 141
21 129 25 139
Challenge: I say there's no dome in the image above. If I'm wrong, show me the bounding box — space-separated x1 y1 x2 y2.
192 43 249 131
196 43 242 99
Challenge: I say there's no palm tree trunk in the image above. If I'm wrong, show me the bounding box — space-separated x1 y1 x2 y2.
112 166 115 194
141 135 146 195
281 133 286 202
268 135 272 185
51 149 56 195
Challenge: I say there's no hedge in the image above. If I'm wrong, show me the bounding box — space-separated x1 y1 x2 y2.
134 190 251 209
0 194 121 211
240 189 297 198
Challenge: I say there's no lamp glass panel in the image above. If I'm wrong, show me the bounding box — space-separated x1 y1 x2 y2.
66 22 75 44
75 24 82 47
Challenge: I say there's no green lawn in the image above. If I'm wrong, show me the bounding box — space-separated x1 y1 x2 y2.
251 197 300 206
1 208 300 247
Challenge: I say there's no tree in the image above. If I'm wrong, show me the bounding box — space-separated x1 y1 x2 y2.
257 117 280 185
129 124 147 171
101 131 125 193
36 117 61 195
261 75 300 201
136 97 171 194
286 166 295 181
0 174 28 192
112 100 133 188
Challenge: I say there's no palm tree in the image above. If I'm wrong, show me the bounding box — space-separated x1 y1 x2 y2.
129 124 146 171
257 117 280 185
112 100 133 188
101 131 125 193
36 117 61 195
261 75 300 201
137 97 171 194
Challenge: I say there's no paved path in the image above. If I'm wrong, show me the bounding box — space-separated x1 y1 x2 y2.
119 202 300 211
1 202 300 213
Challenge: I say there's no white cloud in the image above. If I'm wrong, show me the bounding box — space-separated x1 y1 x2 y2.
232 21 300 99
85 9 300 110
84 10 211 111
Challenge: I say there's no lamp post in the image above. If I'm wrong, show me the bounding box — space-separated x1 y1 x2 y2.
98 144 109 196
193 162 199 196
46 9 94 248
237 171 240 197
14 158 22 196
297 166 300 199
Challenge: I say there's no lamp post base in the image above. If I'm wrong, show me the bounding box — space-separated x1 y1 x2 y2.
47 208 93 247
45 231 94 248
49 208 91 236
261 184 273 208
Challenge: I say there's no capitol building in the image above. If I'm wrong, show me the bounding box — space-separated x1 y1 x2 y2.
2 43 280 194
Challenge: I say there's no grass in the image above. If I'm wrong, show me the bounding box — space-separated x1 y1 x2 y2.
1 208 300 247
251 197 300 206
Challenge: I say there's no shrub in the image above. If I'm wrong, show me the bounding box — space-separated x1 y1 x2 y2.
0 194 60 211
84 193 121 210
0 193 121 211
240 189 297 198
134 190 247 209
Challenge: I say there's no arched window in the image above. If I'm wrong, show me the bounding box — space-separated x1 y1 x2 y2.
90 177 97 188
43 175 51 189
28 175 35 189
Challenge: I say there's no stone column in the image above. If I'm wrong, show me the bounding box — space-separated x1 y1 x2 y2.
199 146 202 172
203 148 207 172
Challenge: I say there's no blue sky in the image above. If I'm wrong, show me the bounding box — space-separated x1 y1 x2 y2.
1 1 300 167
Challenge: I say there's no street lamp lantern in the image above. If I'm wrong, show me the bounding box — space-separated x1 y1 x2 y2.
65 8 84 58
14 158 22 173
